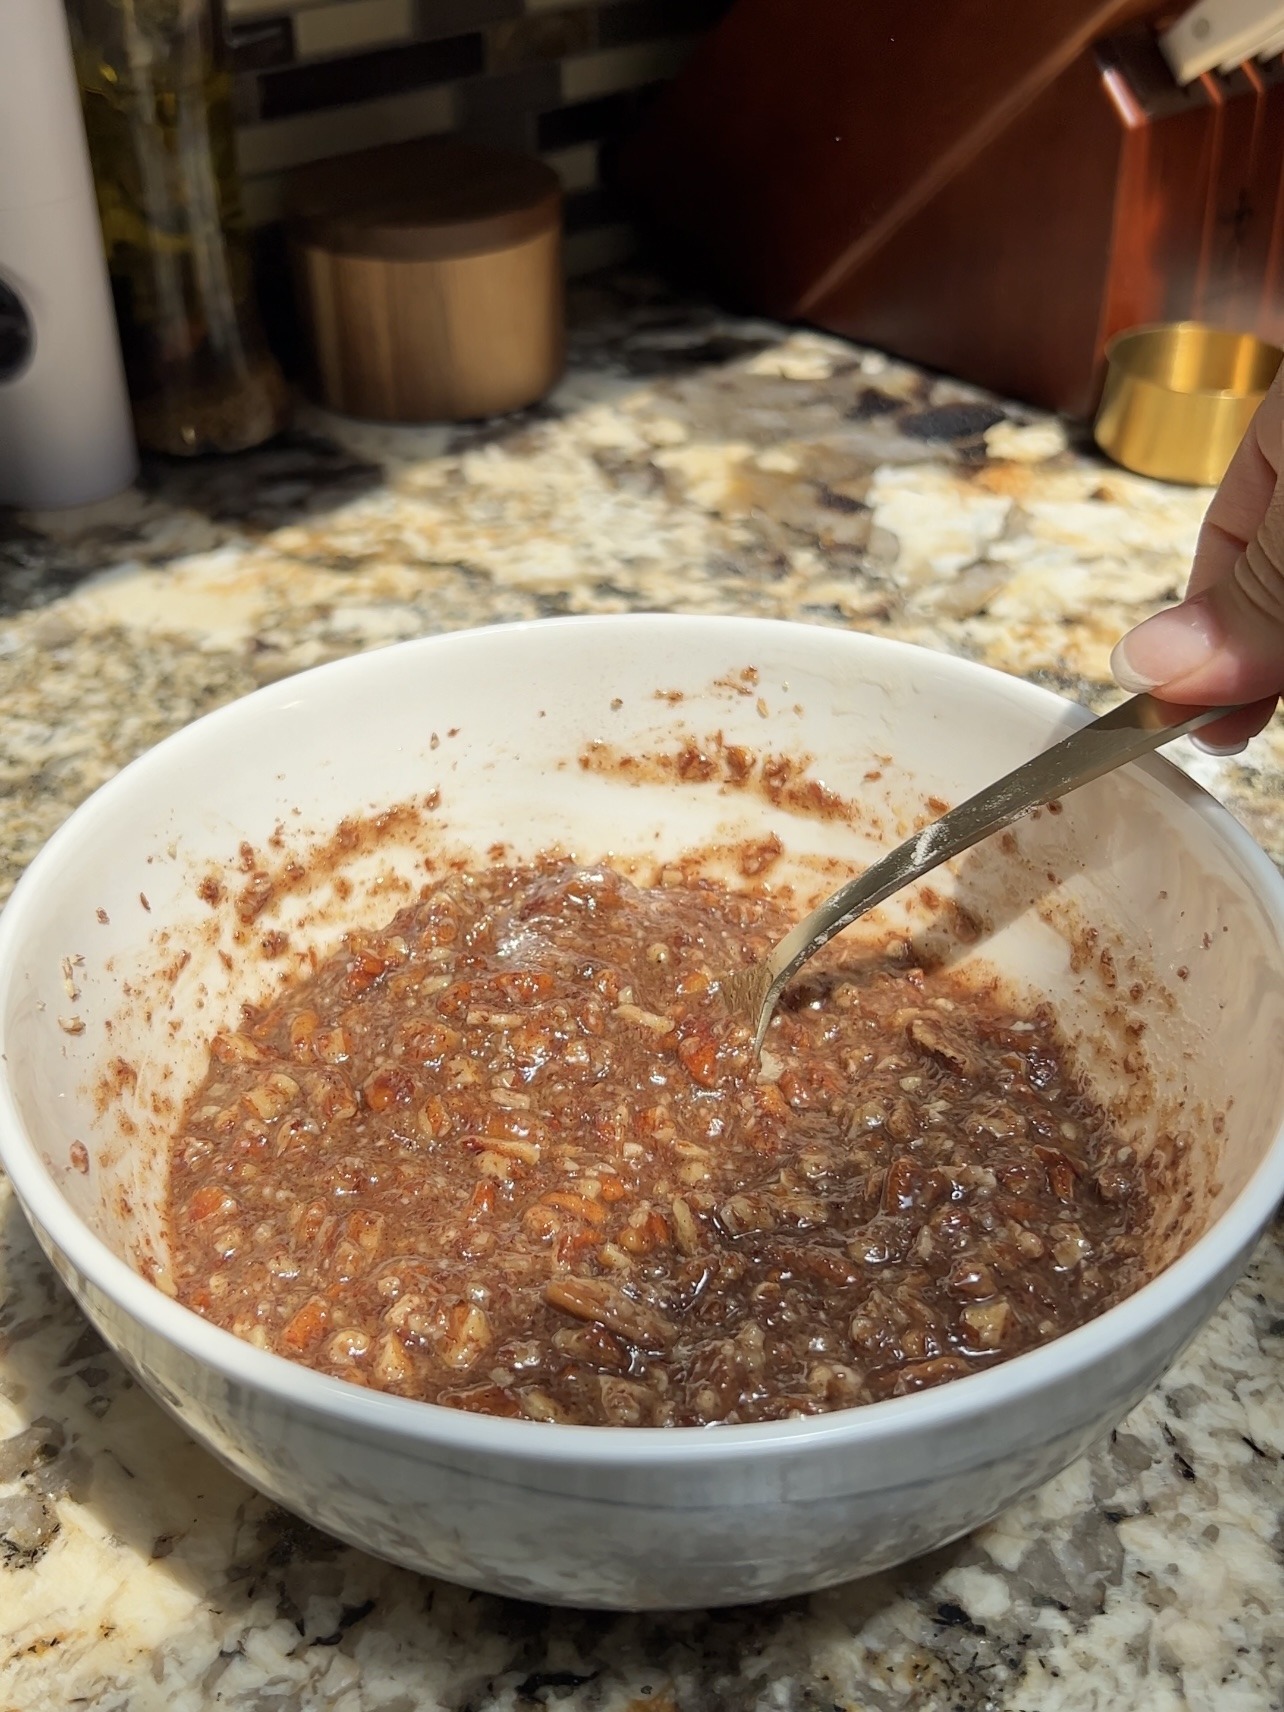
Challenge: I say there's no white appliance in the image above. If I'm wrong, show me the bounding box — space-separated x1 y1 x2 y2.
1160 0 1284 83
0 0 136 509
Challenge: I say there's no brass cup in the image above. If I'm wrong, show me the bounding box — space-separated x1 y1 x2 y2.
1094 322 1282 486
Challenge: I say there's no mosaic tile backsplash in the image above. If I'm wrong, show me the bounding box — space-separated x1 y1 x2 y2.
227 0 730 276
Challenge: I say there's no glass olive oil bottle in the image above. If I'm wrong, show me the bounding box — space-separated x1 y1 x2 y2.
67 0 287 455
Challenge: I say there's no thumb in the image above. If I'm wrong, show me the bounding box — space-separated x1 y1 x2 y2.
1111 465 1284 723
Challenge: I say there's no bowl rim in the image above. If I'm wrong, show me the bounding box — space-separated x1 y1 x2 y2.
2 612 1282 1468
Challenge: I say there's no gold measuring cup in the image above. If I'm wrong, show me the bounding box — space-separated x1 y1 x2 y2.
1094 322 1282 486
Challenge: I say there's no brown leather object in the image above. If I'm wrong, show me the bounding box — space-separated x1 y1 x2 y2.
287 138 564 422
620 1 1282 417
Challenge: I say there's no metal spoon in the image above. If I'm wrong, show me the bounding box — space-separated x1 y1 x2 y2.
720 693 1239 1054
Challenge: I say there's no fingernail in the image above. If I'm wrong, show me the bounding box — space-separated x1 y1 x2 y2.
1110 600 1221 693
1191 735 1248 757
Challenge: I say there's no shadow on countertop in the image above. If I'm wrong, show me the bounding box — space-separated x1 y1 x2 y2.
0 428 385 625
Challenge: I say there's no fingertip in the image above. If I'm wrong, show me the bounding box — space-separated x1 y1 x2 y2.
1183 697 1278 754
1190 735 1248 757
1109 602 1220 697
1109 636 1160 695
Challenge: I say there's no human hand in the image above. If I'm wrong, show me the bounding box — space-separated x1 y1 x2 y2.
1110 365 1284 753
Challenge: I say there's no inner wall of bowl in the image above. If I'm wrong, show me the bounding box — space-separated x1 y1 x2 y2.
7 620 1284 1294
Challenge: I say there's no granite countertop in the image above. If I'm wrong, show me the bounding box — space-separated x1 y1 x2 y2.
1 275 1281 1710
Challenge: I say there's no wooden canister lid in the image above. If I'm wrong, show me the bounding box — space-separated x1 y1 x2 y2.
287 137 563 262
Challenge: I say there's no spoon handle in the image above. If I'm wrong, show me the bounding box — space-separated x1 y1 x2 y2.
737 693 1238 1049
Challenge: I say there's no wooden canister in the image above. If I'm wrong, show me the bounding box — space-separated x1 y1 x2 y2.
287 138 564 422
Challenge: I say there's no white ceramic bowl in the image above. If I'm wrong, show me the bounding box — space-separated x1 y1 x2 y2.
2 616 1283 1610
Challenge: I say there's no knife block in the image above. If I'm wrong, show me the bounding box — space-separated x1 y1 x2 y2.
621 2 1284 418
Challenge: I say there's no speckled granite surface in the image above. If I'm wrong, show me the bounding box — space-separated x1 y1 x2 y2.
1 276 1281 1710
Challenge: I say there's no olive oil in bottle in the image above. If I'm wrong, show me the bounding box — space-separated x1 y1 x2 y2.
68 0 287 455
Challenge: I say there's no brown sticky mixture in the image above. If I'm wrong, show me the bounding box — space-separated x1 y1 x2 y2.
166 861 1147 1426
